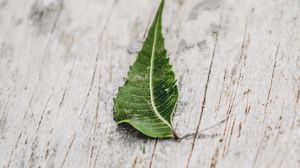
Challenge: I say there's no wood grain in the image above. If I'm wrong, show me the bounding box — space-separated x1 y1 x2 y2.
0 0 299 167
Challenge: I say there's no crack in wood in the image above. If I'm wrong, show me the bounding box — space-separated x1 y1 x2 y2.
60 133 76 168
186 24 220 168
76 0 118 123
149 139 158 168
263 43 280 120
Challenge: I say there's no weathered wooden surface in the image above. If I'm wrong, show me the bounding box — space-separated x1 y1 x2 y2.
0 0 299 167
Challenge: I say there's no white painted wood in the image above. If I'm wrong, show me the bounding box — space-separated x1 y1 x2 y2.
0 0 299 167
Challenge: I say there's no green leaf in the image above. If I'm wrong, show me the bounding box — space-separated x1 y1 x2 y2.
113 0 178 139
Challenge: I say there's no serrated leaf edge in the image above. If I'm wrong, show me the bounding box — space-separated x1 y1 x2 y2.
114 0 179 139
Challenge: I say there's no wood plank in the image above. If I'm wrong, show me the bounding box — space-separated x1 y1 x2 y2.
0 0 299 167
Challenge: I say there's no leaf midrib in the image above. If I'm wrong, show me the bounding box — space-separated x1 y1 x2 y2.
149 11 173 131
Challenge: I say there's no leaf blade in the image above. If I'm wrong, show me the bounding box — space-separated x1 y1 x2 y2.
113 0 178 139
